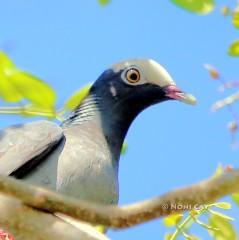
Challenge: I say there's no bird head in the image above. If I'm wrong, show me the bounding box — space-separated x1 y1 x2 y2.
91 59 196 116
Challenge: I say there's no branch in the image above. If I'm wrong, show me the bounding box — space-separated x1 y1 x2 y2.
211 91 239 111
0 193 109 240
0 168 238 229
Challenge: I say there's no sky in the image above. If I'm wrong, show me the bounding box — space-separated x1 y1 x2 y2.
0 0 239 239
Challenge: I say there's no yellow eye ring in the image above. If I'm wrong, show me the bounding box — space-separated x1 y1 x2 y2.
125 68 140 83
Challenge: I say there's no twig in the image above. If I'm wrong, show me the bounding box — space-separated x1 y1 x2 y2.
0 169 238 229
0 106 65 121
211 92 239 112
218 81 239 92
0 106 56 118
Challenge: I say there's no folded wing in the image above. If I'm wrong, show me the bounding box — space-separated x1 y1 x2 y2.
0 121 63 176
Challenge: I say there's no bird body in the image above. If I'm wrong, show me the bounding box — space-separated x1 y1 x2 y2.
0 59 196 206
22 121 119 204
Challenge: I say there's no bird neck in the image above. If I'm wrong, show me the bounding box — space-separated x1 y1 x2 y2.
62 93 137 162
62 94 101 125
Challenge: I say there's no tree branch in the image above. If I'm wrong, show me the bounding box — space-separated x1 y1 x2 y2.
0 193 109 240
0 168 238 229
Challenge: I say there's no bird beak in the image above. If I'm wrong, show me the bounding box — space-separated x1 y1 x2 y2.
163 85 197 105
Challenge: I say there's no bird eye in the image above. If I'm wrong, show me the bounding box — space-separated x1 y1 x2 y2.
125 68 140 83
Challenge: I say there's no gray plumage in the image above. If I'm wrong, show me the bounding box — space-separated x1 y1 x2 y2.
0 59 196 205
0 121 63 176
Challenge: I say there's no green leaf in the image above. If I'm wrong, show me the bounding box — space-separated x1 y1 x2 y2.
0 73 23 102
210 202 232 210
194 217 219 231
0 51 15 70
0 52 56 109
94 225 106 233
98 0 110 6
228 40 239 57
164 233 173 240
232 10 239 29
64 84 92 111
170 0 215 15
214 164 223 177
221 6 230 17
231 192 239 206
208 215 237 240
121 141 128 155
163 214 183 227
9 71 56 110
208 209 234 221
0 51 22 102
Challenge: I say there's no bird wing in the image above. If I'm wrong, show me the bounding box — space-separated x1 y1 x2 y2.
0 120 63 176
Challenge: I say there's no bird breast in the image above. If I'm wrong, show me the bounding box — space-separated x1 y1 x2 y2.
56 125 119 205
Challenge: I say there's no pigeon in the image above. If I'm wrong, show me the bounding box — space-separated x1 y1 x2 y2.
0 59 196 205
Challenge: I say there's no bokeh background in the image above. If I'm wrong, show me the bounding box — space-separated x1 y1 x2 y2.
0 0 239 239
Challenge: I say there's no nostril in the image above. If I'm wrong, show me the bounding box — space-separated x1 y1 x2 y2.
163 85 182 94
